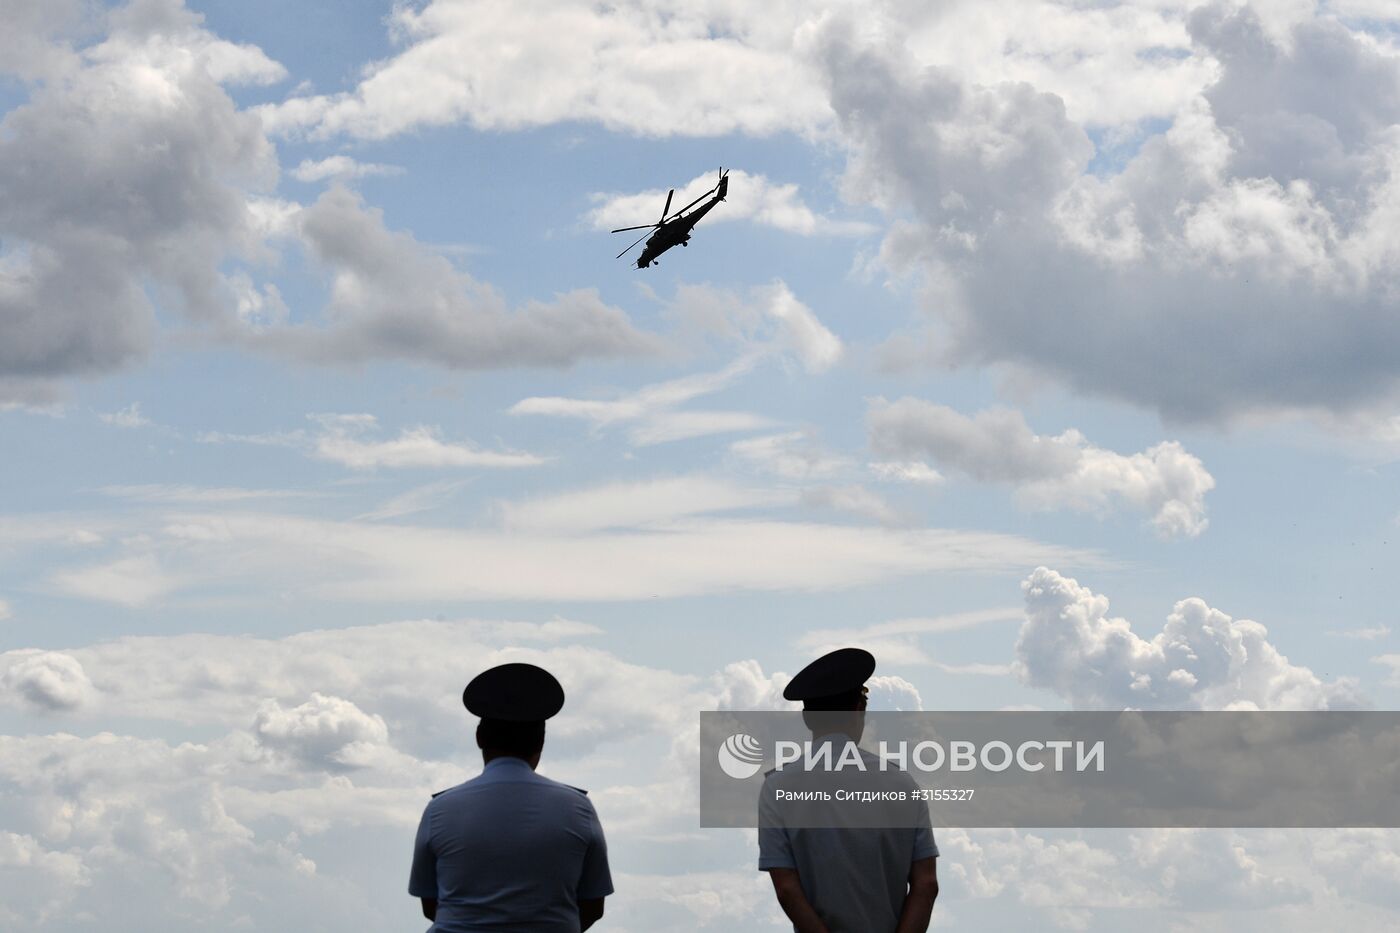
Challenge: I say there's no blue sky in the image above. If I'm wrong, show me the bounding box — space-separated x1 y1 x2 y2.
3 1 1400 930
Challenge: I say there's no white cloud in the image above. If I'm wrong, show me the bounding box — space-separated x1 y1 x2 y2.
1327 624 1391 640
0 598 10 621
823 7 1400 422
868 460 944 486
308 413 546 470
870 398 1215 538
254 0 830 140
587 169 873 238
0 1 282 402
496 475 789 534
0 650 95 711
1014 567 1367 710
1 610 1396 930
510 353 773 446
49 554 176 608
866 674 923 711
729 431 853 481
931 661 1012 676
762 282 843 374
798 607 1023 666
98 403 150 428
0 614 713 864
290 155 401 183
1375 654 1400 686
252 0 1216 146
626 410 778 446
252 693 392 772
509 282 842 445
800 484 901 525
192 414 545 470
357 479 468 521
242 186 661 369
100 484 316 504
664 282 844 375
35 506 1099 607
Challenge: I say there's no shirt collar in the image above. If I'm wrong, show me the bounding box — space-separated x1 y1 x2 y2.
480 756 537 778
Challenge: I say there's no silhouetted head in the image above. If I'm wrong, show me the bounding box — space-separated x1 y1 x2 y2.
783 647 875 741
475 717 546 763
463 662 564 768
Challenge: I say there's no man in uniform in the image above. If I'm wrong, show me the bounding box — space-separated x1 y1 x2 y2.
409 662 613 931
758 648 939 933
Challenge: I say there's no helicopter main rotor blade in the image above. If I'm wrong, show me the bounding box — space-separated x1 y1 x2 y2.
660 188 674 223
666 187 716 220
611 223 659 233
616 229 651 259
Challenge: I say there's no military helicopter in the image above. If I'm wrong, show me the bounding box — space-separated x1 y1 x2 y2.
611 169 729 268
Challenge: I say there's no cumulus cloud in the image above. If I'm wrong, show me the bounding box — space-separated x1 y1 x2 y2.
587 169 873 237
0 651 95 711
1 613 1396 930
0 615 752 929
821 7 1400 422
254 0 829 140
866 674 923 711
244 186 661 369
253 0 1213 145
252 693 392 772
1014 567 1367 710
869 398 1215 538
0 0 283 402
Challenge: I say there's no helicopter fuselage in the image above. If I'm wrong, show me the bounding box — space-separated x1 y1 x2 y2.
637 193 723 268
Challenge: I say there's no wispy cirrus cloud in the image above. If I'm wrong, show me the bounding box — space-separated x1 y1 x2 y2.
796 607 1024 665
508 282 842 446
307 414 546 470
509 353 772 446
38 504 1101 607
99 484 319 504
290 155 402 183
197 413 546 470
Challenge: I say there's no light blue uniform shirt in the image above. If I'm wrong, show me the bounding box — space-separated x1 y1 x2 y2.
758 737 939 933
409 757 614 933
